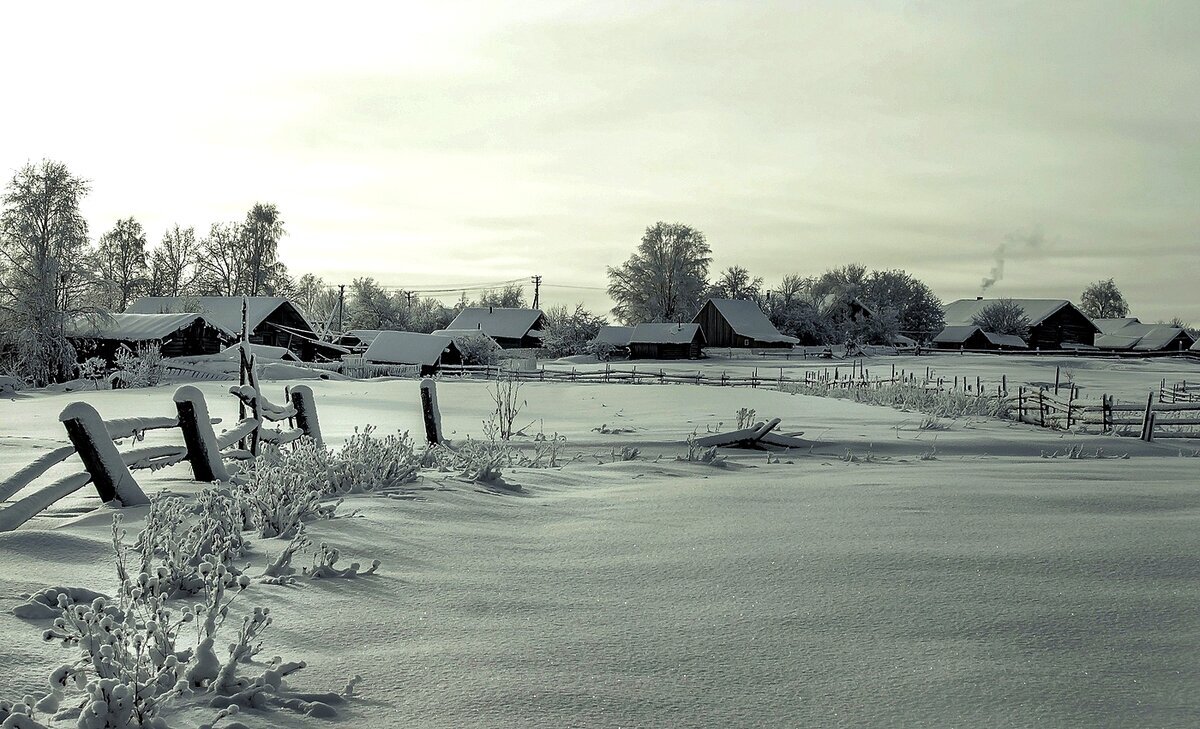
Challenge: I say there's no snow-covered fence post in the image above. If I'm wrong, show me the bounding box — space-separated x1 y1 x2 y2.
174 386 231 482
289 385 323 448
420 378 443 445
58 403 148 506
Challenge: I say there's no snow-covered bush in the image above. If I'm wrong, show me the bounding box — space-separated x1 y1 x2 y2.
328 427 419 493
779 380 1011 420
455 332 500 366
239 461 339 539
583 339 617 361
77 357 108 389
678 435 727 467
303 543 381 579
110 343 163 389
489 378 527 440
541 303 607 358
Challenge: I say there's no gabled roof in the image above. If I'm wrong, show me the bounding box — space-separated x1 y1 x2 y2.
594 325 634 347
446 307 545 340
699 298 799 344
126 297 315 338
943 298 1099 331
363 332 457 366
629 322 705 345
982 332 1028 349
343 329 384 345
932 325 984 344
1092 317 1143 334
1133 327 1194 352
1095 323 1194 351
1094 333 1141 350
65 312 212 341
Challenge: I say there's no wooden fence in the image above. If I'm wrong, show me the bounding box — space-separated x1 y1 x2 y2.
0 381 322 533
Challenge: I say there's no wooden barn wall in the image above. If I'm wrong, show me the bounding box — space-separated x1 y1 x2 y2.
1029 307 1097 350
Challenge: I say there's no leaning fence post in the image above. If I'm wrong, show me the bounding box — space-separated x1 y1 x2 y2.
174 386 231 482
420 378 443 445
289 385 324 448
1140 392 1155 442
59 403 148 506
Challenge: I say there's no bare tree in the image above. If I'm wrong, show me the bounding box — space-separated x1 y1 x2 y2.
708 265 763 301
0 160 92 384
607 222 711 324
149 224 199 297
95 217 150 310
972 298 1031 338
194 222 248 296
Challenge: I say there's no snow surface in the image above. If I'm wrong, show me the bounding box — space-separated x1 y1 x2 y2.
2 354 1200 726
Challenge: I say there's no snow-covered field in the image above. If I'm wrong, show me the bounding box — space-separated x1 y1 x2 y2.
3 353 1200 727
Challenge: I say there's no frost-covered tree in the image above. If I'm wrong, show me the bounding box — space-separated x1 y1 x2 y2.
347 277 404 330
476 284 527 309
293 273 339 332
542 303 607 357
708 265 763 301
149 224 199 297
242 202 288 296
607 222 711 324
194 222 248 296
860 269 944 341
0 160 92 384
972 298 1031 338
94 217 150 310
1079 279 1129 319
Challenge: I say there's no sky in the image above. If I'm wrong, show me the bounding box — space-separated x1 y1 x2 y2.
1 0 1197 322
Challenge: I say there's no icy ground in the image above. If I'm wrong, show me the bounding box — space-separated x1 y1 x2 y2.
2 354 1200 727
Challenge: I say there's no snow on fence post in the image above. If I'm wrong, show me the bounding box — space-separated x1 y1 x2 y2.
288 385 323 448
174 386 231 482
58 402 148 506
420 378 443 445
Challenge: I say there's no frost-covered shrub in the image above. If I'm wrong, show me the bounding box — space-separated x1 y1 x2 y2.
257 430 420 495
678 435 727 467
583 339 617 361
110 343 163 389
239 461 339 539
77 357 108 389
303 543 381 579
779 380 1011 420
455 332 500 366
120 490 246 597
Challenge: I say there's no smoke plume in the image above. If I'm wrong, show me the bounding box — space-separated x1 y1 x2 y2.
980 228 1046 293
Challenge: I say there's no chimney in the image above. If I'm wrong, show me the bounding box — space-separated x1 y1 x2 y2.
488 306 493 314
976 296 983 301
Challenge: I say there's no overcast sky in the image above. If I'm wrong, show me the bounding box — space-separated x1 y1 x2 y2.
1 1 1196 321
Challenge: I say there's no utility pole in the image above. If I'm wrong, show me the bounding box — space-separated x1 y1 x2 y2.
531 274 542 309
336 284 345 334
405 291 415 307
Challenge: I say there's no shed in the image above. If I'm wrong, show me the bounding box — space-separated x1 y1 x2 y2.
942 298 1098 350
692 298 798 348
594 325 634 348
628 323 706 360
363 332 461 375
66 312 225 363
1092 318 1195 352
126 296 336 361
220 342 301 362
932 325 1026 351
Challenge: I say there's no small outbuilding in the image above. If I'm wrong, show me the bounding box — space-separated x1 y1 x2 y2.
627 323 706 360
66 312 225 363
362 332 461 375
1094 319 1195 352
932 325 1027 351
444 307 547 349
692 298 799 348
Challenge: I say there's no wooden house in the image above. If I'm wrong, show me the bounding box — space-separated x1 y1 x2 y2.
1093 319 1195 352
66 312 225 364
444 307 547 349
941 298 1098 350
931 325 1027 351
692 298 798 349
628 323 706 360
126 296 341 361
363 332 461 376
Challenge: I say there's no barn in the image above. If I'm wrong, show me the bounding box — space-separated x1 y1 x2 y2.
444 307 547 349
593 325 634 358
65 312 225 363
941 298 1099 350
363 332 462 376
692 298 798 349
126 296 338 361
627 323 706 360
931 325 1027 351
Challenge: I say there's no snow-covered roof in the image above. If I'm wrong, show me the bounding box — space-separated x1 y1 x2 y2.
1094 334 1140 350
1192 339 1200 352
1092 317 1143 334
126 297 315 338
220 342 300 362
65 312 210 341
943 298 1097 330
363 332 456 366
699 299 799 344
982 332 1028 349
629 323 705 345
1095 323 1193 351
343 329 384 345
594 325 634 347
932 325 983 344
891 334 917 347
445 307 545 340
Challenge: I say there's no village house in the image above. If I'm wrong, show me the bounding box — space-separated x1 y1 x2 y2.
1093 318 1195 352
692 298 798 349
931 325 1027 351
65 312 226 363
939 298 1099 350
362 331 462 376
443 306 547 349
125 296 340 361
